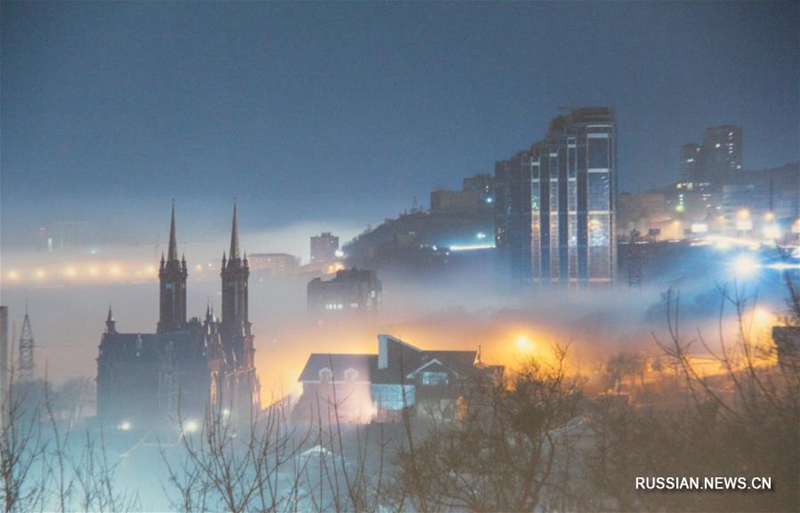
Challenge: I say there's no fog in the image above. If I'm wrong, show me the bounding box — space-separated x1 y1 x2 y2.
1 223 791 396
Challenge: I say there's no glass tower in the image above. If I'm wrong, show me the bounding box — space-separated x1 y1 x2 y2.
495 107 616 286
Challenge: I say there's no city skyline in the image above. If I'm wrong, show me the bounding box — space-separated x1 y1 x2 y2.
2 2 798 248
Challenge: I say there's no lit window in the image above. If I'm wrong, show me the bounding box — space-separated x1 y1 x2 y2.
422 372 449 386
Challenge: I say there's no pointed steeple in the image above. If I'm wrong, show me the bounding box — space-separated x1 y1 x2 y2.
168 200 178 262
229 203 240 260
158 203 188 334
105 304 116 334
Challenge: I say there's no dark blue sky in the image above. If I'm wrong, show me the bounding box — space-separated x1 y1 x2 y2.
2 1 798 246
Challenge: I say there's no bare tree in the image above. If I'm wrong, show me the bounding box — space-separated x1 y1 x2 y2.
590 284 799 512
392 344 583 512
1 372 139 513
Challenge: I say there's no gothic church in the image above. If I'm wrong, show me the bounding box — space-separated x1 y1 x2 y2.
96 205 260 429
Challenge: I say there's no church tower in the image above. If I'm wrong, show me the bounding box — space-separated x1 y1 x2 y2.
219 204 259 418
221 203 249 329
157 203 188 334
220 203 253 366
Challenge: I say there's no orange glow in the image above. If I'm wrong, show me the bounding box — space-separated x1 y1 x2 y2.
515 335 535 353
325 262 345 275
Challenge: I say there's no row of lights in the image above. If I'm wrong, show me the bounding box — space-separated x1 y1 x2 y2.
4 261 223 284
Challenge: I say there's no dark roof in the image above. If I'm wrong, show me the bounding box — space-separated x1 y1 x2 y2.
298 336 478 385
418 350 478 373
99 330 206 363
298 353 375 382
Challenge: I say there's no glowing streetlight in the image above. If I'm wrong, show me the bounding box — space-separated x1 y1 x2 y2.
184 419 200 433
763 225 781 240
732 254 759 278
516 335 535 353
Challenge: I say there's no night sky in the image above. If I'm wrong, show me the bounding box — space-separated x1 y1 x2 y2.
2 1 798 247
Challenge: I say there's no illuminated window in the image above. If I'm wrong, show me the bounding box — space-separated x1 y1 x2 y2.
422 372 449 386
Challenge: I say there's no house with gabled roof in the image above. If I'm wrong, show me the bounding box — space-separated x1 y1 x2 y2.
293 334 500 424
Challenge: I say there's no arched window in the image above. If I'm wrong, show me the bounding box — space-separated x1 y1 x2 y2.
319 368 333 383
210 372 219 406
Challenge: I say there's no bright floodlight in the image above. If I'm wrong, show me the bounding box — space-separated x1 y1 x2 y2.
117 421 131 431
763 225 781 239
732 254 759 278
184 419 200 433
516 335 535 353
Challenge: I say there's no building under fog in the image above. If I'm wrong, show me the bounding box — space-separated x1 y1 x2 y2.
293 334 498 424
494 107 617 286
721 163 800 235
672 125 744 223
248 253 300 275
96 205 260 429
307 268 382 318
310 232 340 264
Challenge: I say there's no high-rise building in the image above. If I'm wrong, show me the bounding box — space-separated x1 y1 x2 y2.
310 232 339 264
680 143 702 182
672 125 744 224
702 125 743 182
494 107 617 286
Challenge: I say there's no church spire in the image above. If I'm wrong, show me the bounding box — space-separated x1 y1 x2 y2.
168 200 178 263
105 304 116 334
158 203 188 334
220 201 250 329
229 202 240 261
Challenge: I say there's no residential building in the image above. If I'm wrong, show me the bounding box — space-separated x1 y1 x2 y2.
307 268 381 318
702 125 743 182
310 232 339 264
680 143 703 183
293 334 498 424
248 253 300 275
721 162 800 238
463 173 495 205
616 192 671 239
494 107 617 286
